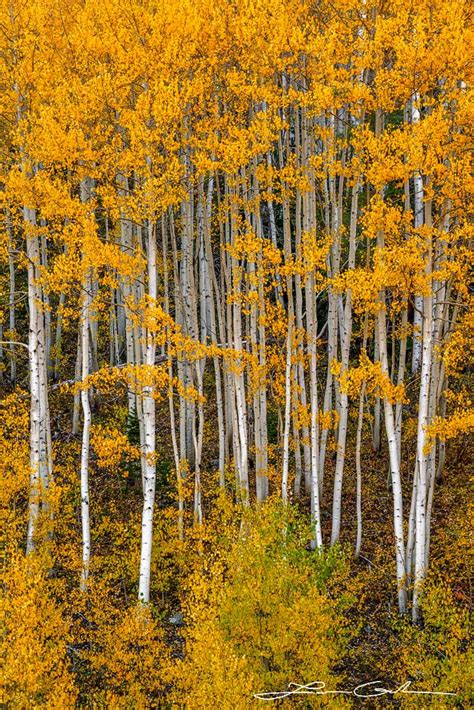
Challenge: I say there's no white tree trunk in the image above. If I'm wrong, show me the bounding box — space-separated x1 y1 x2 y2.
412 196 433 621
331 181 359 543
281 317 293 504
377 305 407 614
307 273 323 549
25 207 42 553
79 176 95 590
411 94 424 374
79 269 92 591
375 108 406 614
138 220 157 603
7 211 16 385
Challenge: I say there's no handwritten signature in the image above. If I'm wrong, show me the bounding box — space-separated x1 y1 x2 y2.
254 680 456 700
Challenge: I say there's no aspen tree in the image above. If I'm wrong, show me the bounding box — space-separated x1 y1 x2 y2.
411 94 424 375
7 212 16 384
25 205 48 553
137 217 158 603
79 176 94 590
281 315 293 504
331 179 360 544
374 109 407 614
412 187 433 621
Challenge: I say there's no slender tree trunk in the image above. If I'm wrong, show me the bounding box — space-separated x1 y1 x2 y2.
395 307 408 463
354 380 366 560
412 191 433 621
25 207 42 553
282 316 293 504
138 220 157 603
78 176 95 590
375 110 406 614
79 268 92 591
372 330 381 452
411 94 424 375
307 273 323 549
7 211 16 385
331 180 359 544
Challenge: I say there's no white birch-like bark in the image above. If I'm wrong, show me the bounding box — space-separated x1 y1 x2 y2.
302 111 323 548
162 216 185 539
307 272 323 549
372 331 381 452
354 315 369 559
258 274 269 494
354 379 366 560
192 361 204 526
78 176 95 591
79 268 92 591
294 109 311 493
25 206 52 552
40 225 51 372
25 206 42 553
138 219 157 603
377 302 407 614
412 193 433 621
319 153 339 487
202 178 226 485
331 180 359 543
168 206 190 485
411 93 424 374
405 478 416 586
281 316 293 504
229 181 249 503
7 212 16 385
375 110 407 614
119 175 136 415
395 307 408 463
179 191 196 469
